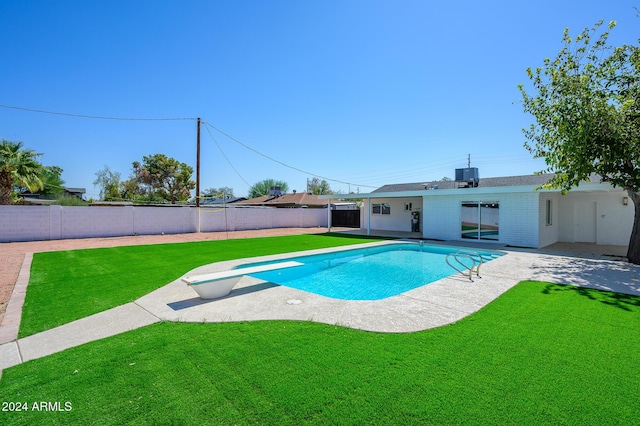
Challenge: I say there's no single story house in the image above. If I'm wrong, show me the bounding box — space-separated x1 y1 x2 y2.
321 171 634 249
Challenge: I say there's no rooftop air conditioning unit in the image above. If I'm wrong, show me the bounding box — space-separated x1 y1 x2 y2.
268 186 283 197
454 168 479 187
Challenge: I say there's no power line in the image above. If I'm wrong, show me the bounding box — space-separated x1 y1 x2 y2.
203 122 377 189
202 123 251 188
0 103 196 121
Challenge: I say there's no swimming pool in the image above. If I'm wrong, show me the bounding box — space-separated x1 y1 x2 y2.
238 242 504 300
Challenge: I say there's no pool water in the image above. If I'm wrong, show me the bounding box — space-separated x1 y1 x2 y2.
239 243 503 300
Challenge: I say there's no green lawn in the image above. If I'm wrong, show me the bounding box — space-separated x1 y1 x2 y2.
2 281 639 425
20 233 383 337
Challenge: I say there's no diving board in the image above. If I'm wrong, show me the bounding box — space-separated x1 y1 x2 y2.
182 261 304 299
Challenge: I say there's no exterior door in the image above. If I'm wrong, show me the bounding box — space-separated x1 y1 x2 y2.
574 202 596 243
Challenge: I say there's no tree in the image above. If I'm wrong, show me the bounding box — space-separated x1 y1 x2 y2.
40 166 66 198
519 20 640 263
0 139 44 205
203 186 235 198
132 154 195 204
93 165 122 201
248 179 289 198
13 165 64 198
307 177 333 195
120 176 146 201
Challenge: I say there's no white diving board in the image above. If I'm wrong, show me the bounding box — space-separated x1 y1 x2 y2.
182 261 304 299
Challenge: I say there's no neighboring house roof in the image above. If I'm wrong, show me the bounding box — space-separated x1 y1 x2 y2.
19 187 87 201
65 188 86 197
19 196 57 205
237 192 328 208
200 197 247 205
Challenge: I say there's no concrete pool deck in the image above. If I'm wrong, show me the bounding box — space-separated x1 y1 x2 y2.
2 239 640 373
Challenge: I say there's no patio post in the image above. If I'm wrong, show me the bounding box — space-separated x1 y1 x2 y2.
367 198 371 236
327 198 332 232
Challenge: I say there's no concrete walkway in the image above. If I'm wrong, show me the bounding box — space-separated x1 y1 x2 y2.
2 240 639 374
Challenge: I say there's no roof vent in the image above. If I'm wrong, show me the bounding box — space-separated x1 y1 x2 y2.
454 168 479 188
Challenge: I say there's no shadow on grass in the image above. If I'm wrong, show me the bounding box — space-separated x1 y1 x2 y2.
542 282 640 312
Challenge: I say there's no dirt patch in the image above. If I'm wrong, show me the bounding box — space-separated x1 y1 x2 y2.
0 227 334 327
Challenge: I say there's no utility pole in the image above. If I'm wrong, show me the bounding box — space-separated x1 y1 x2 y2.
196 118 201 208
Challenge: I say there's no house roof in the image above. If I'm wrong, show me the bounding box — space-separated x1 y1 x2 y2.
319 173 611 200
371 174 559 193
237 192 328 207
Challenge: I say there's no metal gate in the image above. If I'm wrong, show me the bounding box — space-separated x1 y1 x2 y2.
331 210 360 228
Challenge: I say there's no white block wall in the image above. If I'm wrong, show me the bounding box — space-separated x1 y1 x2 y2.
62 206 129 239
421 192 541 247
421 196 461 241
0 205 328 242
133 207 194 235
0 206 50 242
498 193 541 247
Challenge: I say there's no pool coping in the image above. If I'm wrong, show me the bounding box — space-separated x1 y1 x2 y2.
134 240 525 333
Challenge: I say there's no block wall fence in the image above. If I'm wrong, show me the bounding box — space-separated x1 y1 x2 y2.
0 205 328 243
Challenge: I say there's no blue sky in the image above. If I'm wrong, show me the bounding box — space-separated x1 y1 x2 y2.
1 0 638 199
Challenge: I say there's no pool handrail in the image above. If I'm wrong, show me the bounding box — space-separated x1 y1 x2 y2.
445 250 483 281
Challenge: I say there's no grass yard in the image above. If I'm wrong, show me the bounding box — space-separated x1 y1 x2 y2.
19 233 383 337
1 281 639 425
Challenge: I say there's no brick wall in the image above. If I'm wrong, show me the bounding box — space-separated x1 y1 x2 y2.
422 192 541 247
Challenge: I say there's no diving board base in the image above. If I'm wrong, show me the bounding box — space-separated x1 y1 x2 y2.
190 276 244 299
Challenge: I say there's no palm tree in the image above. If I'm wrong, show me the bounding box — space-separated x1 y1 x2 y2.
0 139 44 205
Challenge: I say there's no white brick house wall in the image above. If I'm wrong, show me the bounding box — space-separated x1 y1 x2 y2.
355 184 633 248
422 192 540 247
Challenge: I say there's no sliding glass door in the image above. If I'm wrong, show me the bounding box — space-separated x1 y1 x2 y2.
461 201 499 240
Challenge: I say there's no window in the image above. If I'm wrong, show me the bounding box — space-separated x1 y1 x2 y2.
546 199 553 226
461 201 499 240
372 203 391 215
405 202 412 211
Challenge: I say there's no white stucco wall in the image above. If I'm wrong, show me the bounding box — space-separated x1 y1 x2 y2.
538 193 560 248
365 197 422 233
556 189 632 246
